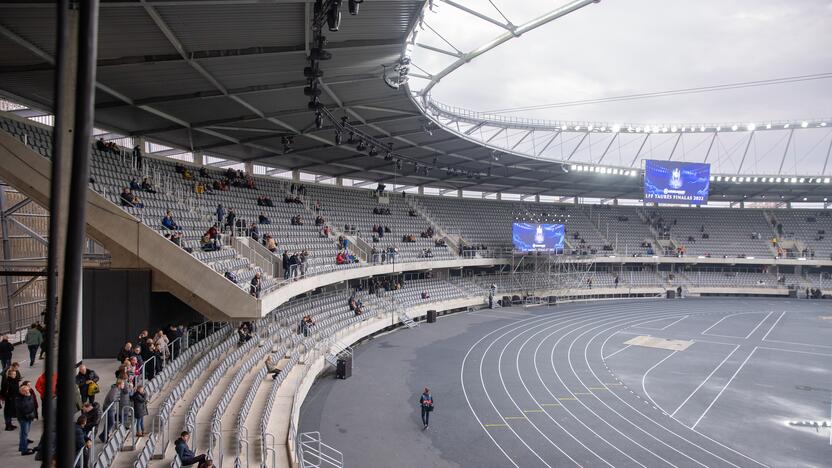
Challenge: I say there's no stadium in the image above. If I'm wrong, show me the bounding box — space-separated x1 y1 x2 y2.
0 0 830 467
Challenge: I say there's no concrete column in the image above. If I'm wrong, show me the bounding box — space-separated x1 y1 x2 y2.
740 201 745 208
244 161 254 175
496 193 501 200
457 189 463 198
613 198 619 205
534 195 540 203
336 177 343 186
193 150 204 166
292 170 300 182
417 186 424 195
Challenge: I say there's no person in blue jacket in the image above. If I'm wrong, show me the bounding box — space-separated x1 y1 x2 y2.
419 387 434 429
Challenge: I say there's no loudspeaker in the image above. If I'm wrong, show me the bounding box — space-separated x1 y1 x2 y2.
336 355 352 379
666 290 676 299
427 310 437 323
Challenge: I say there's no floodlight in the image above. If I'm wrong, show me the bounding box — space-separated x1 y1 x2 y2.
821 122 828 127
587 125 594 131
574 125 581 131
700 126 706 132
765 123 771 129
716 126 722 132
783 123 790 128
731 125 738 131
801 121 808 128
327 1 342 31
670 125 677 132
348 0 363 15
746 123 756 131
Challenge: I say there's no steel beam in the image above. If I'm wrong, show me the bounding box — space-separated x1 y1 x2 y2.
667 133 683 161
736 131 755 173
778 129 795 175
629 134 650 167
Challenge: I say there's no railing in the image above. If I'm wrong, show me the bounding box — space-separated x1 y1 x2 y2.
298 432 344 468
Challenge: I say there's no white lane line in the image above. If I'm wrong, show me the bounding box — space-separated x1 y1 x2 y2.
593 326 761 467
641 350 677 414
690 338 739 347
659 315 690 330
761 338 832 349
538 314 672 467
691 347 758 430
757 346 832 358
560 315 696 467
602 344 632 360
744 311 774 339
759 311 785 342
461 311 562 467
460 304 626 467
671 345 741 417
700 311 763 336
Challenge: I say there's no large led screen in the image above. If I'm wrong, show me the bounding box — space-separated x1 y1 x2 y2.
644 160 710 204
512 223 565 252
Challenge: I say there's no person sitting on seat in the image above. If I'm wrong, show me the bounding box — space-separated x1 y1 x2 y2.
421 290 430 300
249 223 260 242
120 188 143 208
174 431 207 467
315 215 325 226
129 178 141 191
264 234 277 253
140 176 156 193
200 234 219 252
258 213 271 225
264 354 282 379
237 324 252 345
162 211 179 230
249 272 262 298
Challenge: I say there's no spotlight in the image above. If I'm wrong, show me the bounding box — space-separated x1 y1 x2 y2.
348 0 363 15
303 85 321 97
347 132 355 144
356 140 367 152
334 131 342 145
327 1 342 31
281 136 294 154
314 111 323 130
368 145 378 157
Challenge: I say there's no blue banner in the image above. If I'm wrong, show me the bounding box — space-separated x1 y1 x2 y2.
644 160 710 204
512 223 565 252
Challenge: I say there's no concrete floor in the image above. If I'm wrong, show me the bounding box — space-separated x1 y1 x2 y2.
300 298 832 467
0 342 118 465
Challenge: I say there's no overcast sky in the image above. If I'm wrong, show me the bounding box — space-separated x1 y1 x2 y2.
409 0 832 125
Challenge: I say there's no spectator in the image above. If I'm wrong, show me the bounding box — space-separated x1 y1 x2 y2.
2 365 22 430
120 188 143 208
15 383 38 455
250 272 262 298
421 290 430 299
161 211 179 230
116 342 132 363
95 137 107 152
0 335 13 373
282 251 290 279
133 145 143 170
131 384 148 437
225 209 237 234
315 215 325 226
24 324 42 367
258 213 271 225
74 415 88 455
314 200 322 213
81 402 101 437
100 380 127 442
264 196 274 207
249 223 260 242
215 204 225 224
289 252 300 278
299 250 309 277
129 178 141 191
75 363 100 404
265 235 277 253
140 176 156 193
320 225 331 237
174 431 207 466
264 355 282 379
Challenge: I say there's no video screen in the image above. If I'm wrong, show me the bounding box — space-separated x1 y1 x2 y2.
512 223 565 252
644 160 710 205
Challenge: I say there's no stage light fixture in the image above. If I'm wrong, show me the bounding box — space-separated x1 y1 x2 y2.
334 131 342 145
731 125 738 131
356 140 367 152
348 0 363 15
314 111 323 129
327 1 342 31
368 145 378 157
801 121 809 128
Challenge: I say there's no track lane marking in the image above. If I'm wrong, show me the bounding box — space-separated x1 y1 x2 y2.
691 347 758 430
671 345 741 417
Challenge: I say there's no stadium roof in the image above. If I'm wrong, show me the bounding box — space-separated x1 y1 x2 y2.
0 0 830 202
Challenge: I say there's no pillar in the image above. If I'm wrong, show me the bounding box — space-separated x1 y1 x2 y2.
336 177 343 186
417 186 424 195
534 195 540 203
244 161 254 175
457 189 463 198
496 192 502 200
292 170 300 182
193 150 204 166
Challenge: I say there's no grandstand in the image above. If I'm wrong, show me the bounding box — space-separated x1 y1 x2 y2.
0 1 830 468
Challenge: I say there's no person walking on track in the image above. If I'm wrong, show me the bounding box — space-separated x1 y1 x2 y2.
419 387 434 429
